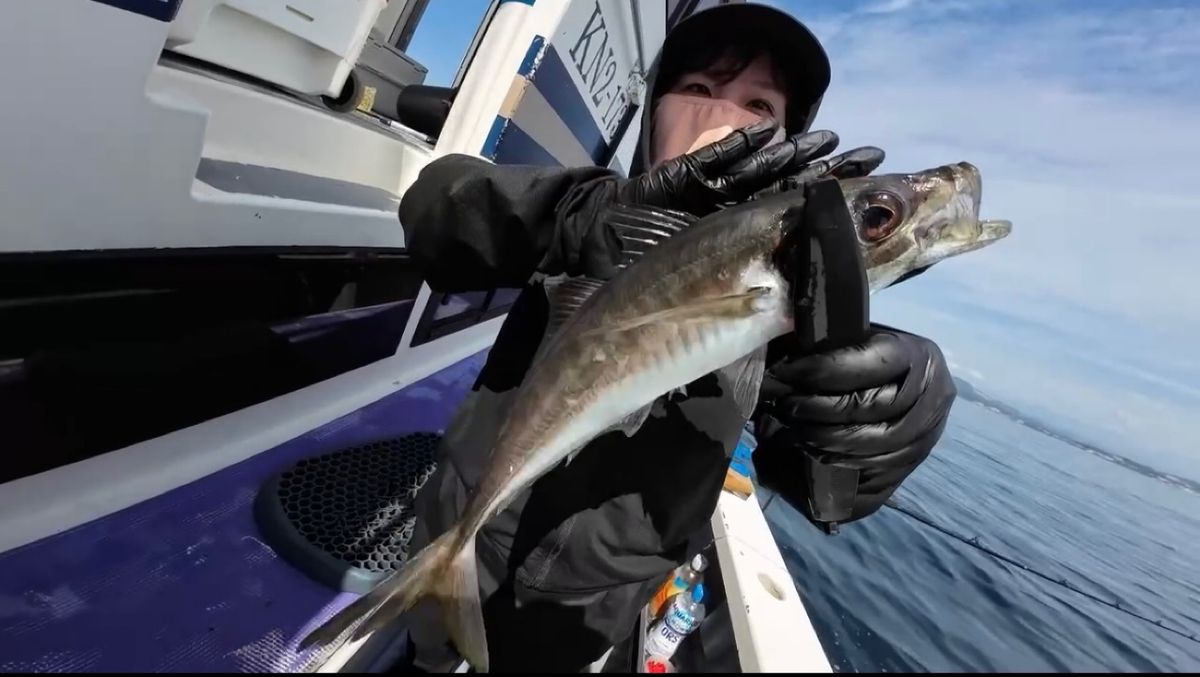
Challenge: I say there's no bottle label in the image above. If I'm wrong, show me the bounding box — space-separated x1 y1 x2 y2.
646 620 685 656
663 604 698 635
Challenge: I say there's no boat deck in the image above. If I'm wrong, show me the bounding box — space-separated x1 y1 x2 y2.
0 354 486 673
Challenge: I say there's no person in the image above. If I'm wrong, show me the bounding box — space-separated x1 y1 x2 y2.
394 3 956 672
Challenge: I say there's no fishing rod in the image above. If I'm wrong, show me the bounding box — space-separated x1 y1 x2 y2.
881 499 1200 647
758 487 1200 646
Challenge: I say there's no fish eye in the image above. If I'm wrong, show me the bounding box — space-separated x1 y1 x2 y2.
858 191 905 242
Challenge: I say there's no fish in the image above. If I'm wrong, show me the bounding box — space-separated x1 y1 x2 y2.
298 161 1012 671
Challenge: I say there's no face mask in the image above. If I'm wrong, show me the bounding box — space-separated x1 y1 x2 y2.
650 93 785 168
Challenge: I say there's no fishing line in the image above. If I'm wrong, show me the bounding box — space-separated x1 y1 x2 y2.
881 499 1200 647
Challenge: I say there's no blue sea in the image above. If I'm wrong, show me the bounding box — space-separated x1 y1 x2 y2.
762 397 1200 672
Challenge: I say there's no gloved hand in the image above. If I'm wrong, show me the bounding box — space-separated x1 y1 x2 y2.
753 145 887 198
751 324 957 527
617 119 840 214
553 120 869 280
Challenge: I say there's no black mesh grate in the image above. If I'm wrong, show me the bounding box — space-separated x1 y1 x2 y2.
254 432 442 593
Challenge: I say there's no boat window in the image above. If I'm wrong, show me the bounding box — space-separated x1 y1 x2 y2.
400 0 497 88
481 287 522 320
0 249 423 485
364 0 496 137
410 286 523 346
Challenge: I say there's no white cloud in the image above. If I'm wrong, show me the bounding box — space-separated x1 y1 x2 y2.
861 0 917 15
768 0 1200 476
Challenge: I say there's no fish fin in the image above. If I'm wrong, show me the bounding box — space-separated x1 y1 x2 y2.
299 528 459 651
342 531 488 672
616 402 654 437
585 287 771 337
533 206 700 358
604 203 700 270
543 274 607 340
563 402 655 468
438 534 488 672
727 345 768 421
563 444 586 467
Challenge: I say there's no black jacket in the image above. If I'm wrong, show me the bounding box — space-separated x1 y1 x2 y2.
399 154 775 671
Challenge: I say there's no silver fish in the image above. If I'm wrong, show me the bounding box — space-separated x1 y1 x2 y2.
299 162 1011 671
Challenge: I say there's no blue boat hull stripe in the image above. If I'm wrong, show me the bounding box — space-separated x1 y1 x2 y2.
493 123 561 168
91 0 181 21
516 35 546 78
488 37 615 168
509 84 593 168
480 115 509 161
527 44 609 165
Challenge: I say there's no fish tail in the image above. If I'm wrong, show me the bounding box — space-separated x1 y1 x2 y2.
298 527 463 653
437 532 488 672
356 531 489 671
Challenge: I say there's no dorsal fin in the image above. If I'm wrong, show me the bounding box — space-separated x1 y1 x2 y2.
604 203 701 270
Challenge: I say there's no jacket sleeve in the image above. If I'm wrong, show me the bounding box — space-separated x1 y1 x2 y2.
398 153 619 293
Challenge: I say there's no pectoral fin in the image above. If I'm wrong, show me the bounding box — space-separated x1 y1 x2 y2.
727 345 767 421
543 275 607 339
604 203 700 270
615 402 653 437
568 402 655 467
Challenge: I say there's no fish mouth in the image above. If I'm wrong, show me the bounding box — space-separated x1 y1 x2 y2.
980 219 1013 242
940 218 1012 258
951 163 1009 251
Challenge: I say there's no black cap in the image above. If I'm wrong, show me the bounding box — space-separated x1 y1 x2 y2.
656 2 831 135
630 2 833 176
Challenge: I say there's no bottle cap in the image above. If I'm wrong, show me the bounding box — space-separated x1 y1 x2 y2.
692 553 708 572
645 656 673 673
693 583 705 603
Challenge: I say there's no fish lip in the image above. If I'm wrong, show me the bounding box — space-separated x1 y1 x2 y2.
979 219 1013 242
937 218 1011 258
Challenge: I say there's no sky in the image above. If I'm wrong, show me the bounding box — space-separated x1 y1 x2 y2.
404 0 494 88
402 0 1200 480
761 0 1200 479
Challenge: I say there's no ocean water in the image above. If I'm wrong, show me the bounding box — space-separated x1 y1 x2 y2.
763 398 1200 672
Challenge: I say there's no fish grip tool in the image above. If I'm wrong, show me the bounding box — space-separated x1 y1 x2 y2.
778 177 870 535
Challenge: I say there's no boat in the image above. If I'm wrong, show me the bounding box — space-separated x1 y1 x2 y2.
0 0 832 672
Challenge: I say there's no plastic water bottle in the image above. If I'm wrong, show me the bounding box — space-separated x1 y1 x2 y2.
649 553 707 619
724 424 757 498
645 583 707 659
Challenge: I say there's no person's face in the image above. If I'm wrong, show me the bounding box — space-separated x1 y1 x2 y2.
667 52 788 127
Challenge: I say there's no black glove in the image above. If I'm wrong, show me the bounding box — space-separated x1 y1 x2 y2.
753 145 887 198
617 120 841 214
752 324 957 528
551 120 860 280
